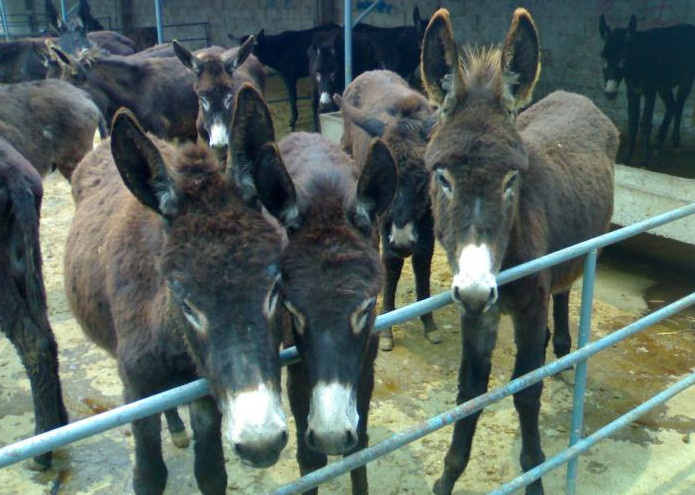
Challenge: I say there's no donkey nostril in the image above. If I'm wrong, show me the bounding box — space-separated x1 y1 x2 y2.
280 430 288 445
345 429 356 447
306 429 316 449
452 286 461 302
234 442 244 457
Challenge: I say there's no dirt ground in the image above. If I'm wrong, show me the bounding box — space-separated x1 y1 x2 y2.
0 75 694 495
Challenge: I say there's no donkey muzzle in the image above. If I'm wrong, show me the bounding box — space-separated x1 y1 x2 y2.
306 381 359 455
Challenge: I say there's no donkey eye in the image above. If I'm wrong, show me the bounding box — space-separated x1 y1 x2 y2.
181 299 204 332
200 97 210 111
503 172 519 201
435 169 452 195
265 276 281 318
284 300 305 336
351 297 376 335
224 93 233 109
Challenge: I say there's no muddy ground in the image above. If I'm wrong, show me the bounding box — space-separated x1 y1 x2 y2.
0 75 694 495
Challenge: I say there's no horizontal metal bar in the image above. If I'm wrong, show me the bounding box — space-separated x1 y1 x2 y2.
488 371 695 495
265 292 695 495
352 0 383 27
1 205 693 470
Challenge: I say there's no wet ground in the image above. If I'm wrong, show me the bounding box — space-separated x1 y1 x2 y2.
0 75 694 495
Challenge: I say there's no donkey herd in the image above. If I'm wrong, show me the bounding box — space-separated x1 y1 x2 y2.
8 1 687 494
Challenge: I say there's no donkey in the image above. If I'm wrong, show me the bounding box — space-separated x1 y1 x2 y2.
233 23 340 130
0 79 101 180
49 46 198 140
334 69 439 351
307 29 379 131
249 130 396 495
421 9 617 495
64 97 288 494
600 15 695 165
0 137 69 470
174 37 265 158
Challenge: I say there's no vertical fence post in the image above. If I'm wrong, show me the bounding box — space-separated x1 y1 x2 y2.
566 248 598 494
154 0 164 44
0 0 10 40
344 0 352 87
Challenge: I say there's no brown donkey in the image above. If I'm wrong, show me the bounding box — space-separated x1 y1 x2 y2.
0 137 68 470
420 8 617 495
64 92 288 495
249 131 397 494
174 37 266 158
334 69 438 351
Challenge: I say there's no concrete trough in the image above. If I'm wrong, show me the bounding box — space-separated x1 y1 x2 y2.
320 111 695 270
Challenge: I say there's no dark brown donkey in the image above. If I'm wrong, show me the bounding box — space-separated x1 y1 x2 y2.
64 100 288 495
173 37 266 158
335 69 438 351
0 137 68 470
420 9 616 495
250 130 397 495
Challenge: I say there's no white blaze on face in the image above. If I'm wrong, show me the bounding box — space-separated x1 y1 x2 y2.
209 120 228 149
605 80 619 94
308 381 358 436
319 92 331 107
389 222 415 248
452 243 498 311
221 383 286 448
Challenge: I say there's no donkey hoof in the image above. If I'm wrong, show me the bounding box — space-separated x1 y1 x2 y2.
26 457 51 471
170 429 190 448
379 336 394 351
425 329 442 344
433 477 454 495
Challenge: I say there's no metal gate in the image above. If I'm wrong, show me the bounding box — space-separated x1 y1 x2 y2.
1 204 693 494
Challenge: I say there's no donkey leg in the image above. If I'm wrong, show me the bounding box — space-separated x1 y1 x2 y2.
190 396 226 495
380 244 404 351
624 90 641 164
433 309 500 495
288 362 327 495
511 292 550 495
655 90 676 154
284 75 299 131
671 80 694 151
413 214 439 343
347 337 377 495
128 392 167 495
640 91 657 166
551 290 571 359
164 407 189 448
5 314 69 470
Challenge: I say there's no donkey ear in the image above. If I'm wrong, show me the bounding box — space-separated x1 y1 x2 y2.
111 109 177 218
45 0 66 33
599 14 611 42
225 35 254 74
354 139 397 234
413 7 422 26
333 94 386 137
421 8 464 107
253 143 301 231
501 8 541 110
627 15 637 37
173 40 203 76
228 83 276 202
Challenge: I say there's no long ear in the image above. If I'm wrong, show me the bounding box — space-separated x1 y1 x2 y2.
627 15 637 37
111 109 176 217
413 6 422 26
228 83 276 202
354 139 398 233
420 8 464 107
501 8 541 110
173 40 203 76
45 0 65 33
225 35 254 74
599 14 611 42
333 94 386 137
253 143 300 231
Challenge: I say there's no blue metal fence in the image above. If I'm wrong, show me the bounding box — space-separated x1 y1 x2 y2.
1 203 694 494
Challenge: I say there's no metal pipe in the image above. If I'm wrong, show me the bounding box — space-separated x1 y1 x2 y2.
265 292 695 495
0 0 10 41
488 371 695 495
154 0 164 44
566 249 597 494
352 0 383 28
344 0 352 86
1 205 694 470
60 0 68 20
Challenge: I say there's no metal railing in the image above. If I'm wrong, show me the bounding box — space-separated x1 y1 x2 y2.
1 204 694 494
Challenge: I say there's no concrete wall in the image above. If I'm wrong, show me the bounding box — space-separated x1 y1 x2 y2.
3 0 695 146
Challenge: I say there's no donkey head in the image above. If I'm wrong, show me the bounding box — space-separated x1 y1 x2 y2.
45 0 92 55
334 93 435 256
174 37 255 155
599 14 637 100
308 30 342 111
253 136 397 455
421 8 539 313
110 90 287 468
